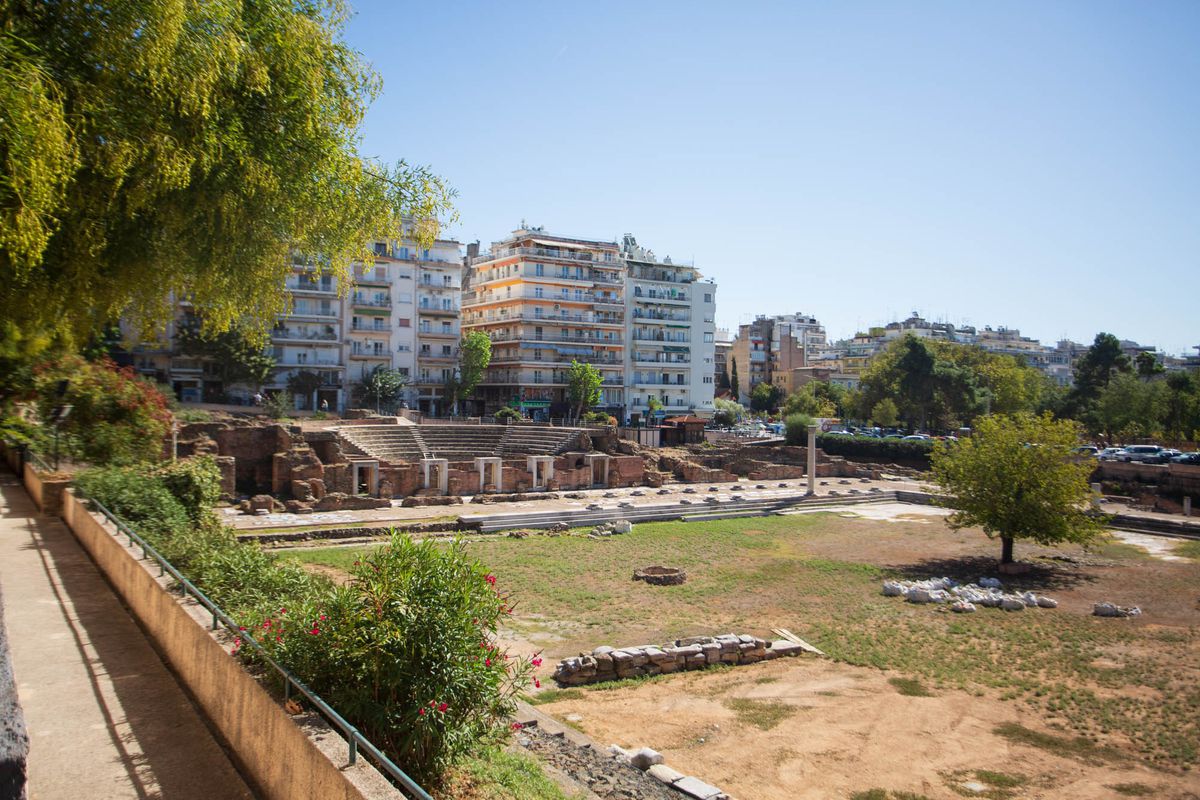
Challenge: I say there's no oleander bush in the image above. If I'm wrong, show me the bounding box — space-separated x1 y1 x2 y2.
816 433 935 464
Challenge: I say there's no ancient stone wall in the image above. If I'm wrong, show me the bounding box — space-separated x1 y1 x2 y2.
553 634 808 687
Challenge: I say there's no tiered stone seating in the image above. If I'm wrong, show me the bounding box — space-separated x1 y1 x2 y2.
336 423 587 463
335 425 427 462
416 426 507 460
498 425 582 456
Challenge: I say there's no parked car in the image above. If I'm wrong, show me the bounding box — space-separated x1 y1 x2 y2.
1170 452 1200 465
1098 447 1126 461
1072 446 1100 457
1120 445 1168 464
902 434 931 441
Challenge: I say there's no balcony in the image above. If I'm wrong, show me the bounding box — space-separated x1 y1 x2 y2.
418 329 458 339
418 304 459 316
484 331 624 345
286 277 336 294
287 306 338 319
632 289 688 304
470 311 623 327
417 352 458 362
633 356 691 365
275 359 343 368
272 328 338 342
169 358 204 374
350 324 390 333
351 296 391 308
471 245 606 266
631 378 690 387
349 350 389 360
632 310 691 322
632 333 690 344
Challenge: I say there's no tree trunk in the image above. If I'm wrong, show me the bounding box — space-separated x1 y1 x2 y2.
1001 536 1014 565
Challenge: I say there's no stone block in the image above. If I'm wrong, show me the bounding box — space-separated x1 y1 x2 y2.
647 764 685 785
629 747 663 770
769 641 804 658
673 775 727 799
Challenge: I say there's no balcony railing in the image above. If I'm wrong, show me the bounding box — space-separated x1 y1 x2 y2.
351 297 391 308
272 329 338 341
468 311 623 326
483 331 623 345
632 310 691 322
632 333 690 343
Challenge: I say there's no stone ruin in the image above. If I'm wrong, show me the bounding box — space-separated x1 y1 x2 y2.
632 566 686 586
552 633 808 687
882 577 1058 613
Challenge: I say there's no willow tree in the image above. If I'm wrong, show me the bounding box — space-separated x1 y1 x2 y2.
930 413 1106 566
0 0 454 355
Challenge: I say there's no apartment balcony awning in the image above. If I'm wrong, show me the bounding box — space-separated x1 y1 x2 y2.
662 346 690 353
552 345 594 356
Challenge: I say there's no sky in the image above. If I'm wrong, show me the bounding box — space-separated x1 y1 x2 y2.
342 1 1199 356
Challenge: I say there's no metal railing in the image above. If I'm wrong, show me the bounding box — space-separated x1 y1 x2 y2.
78 491 432 800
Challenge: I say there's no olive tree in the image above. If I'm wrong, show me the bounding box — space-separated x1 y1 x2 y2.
930 413 1106 566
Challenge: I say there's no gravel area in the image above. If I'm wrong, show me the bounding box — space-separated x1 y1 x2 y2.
516 722 679 800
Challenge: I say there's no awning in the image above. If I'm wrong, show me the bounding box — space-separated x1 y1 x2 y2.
519 400 551 408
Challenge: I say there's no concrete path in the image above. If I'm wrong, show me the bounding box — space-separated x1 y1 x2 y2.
0 472 255 800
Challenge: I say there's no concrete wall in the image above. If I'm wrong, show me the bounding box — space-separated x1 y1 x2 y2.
59 490 398 800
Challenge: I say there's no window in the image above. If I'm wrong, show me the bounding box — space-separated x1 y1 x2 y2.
397 367 410 377
420 344 431 355
534 263 544 276
534 287 543 298
704 376 713 383
397 317 410 327
703 332 714 343
704 293 713 303
398 247 410 260
441 345 452 356
441 368 451 381
441 321 452 333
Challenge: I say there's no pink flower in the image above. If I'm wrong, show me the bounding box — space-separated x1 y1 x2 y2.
485 658 492 667
279 608 287 615
511 722 523 731
437 702 448 713
532 657 542 667
485 574 496 586
275 636 282 643
534 678 541 689
319 615 327 621
238 626 246 632
418 708 426 716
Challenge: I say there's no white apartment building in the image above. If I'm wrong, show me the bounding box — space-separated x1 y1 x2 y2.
622 234 717 420
411 239 464 415
268 257 345 410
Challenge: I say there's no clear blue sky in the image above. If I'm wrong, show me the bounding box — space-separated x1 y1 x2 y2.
343 1 1199 356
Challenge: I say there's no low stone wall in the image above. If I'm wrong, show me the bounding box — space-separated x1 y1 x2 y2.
1095 461 1200 498
60 490 397 800
553 634 807 686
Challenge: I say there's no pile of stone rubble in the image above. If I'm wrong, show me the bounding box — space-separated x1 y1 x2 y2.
589 519 633 538
610 745 733 800
881 577 1058 613
1093 602 1142 618
553 633 806 686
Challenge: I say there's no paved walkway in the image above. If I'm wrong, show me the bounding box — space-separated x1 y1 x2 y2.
0 471 255 799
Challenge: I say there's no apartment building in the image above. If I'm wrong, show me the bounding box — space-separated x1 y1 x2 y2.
409 239 463 414
267 256 345 410
461 227 625 419
714 328 733 390
730 313 827 398
622 234 717 420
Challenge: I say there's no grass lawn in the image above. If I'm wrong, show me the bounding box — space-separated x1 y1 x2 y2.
286 513 1200 770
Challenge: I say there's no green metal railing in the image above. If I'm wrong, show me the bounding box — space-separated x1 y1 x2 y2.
78 490 433 800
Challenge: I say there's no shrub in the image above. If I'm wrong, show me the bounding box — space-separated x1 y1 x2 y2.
784 413 815 445
75 466 191 545
33 355 171 465
154 456 222 521
493 407 521 423
816 433 935 464
0 414 51 454
582 411 614 426
253 535 535 786
262 391 291 420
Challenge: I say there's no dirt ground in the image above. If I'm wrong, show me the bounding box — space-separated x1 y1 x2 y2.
539 653 1200 800
524 509 1200 800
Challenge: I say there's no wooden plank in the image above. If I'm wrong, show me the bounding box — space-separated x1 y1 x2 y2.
772 627 826 656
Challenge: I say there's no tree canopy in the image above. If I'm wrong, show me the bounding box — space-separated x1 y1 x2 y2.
749 381 783 413
353 366 408 413
566 360 602 418
0 0 454 351
175 320 275 389
930 413 1106 565
856 335 1049 431
446 331 491 414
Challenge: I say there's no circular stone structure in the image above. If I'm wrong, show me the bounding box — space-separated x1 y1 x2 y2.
633 566 687 586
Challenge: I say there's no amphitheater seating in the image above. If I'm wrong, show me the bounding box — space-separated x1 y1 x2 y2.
336 423 587 463
334 425 427 462
497 426 582 456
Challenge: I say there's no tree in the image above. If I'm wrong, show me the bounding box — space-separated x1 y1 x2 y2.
749 381 782 413
446 331 491 415
783 381 846 418
713 398 746 426
930 413 1106 565
1067 333 1131 415
1163 371 1200 442
1135 351 1165 381
566 360 602 419
729 358 740 402
286 371 323 410
0 0 455 355
784 413 815 446
646 396 664 418
175 322 275 389
1091 373 1166 443
353 366 408 413
871 398 900 428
